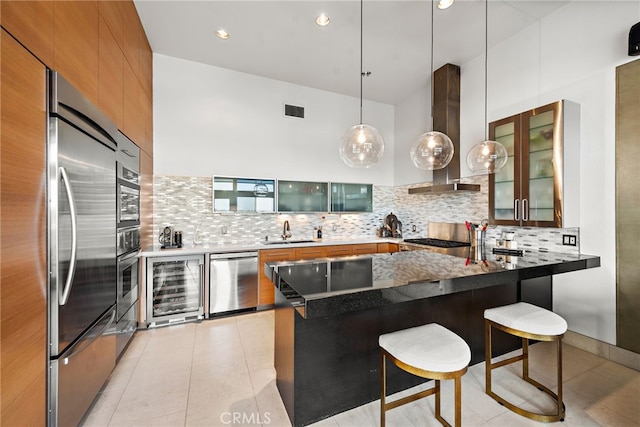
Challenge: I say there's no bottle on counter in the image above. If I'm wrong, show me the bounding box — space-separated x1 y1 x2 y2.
317 226 322 239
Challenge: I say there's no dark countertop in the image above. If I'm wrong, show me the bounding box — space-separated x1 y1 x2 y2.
267 248 600 319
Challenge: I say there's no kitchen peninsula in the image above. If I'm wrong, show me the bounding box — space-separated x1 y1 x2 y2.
267 249 600 427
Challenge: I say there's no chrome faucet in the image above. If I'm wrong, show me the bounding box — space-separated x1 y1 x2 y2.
282 220 292 240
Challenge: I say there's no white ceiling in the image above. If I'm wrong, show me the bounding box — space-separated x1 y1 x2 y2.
135 0 571 105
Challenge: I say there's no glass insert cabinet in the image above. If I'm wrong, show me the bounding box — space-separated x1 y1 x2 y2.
278 180 328 212
489 100 580 228
213 177 373 213
330 183 373 212
213 177 275 212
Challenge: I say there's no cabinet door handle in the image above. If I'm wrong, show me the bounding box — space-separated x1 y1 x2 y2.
522 199 529 222
514 199 520 221
200 262 205 307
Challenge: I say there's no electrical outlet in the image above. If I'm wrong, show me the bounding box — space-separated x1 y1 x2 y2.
563 234 577 246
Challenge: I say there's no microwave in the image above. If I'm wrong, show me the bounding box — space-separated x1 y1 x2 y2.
117 163 140 227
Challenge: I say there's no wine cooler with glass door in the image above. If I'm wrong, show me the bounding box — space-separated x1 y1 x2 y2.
145 255 205 327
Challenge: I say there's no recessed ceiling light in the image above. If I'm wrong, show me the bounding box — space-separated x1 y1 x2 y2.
437 0 454 10
216 29 230 40
315 14 330 27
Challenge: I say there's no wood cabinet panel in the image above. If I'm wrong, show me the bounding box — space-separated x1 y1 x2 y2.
98 0 123 50
122 59 143 144
352 243 378 255
294 246 327 259
325 245 353 257
139 24 153 99
1 0 54 66
122 0 140 76
139 84 153 155
98 15 123 129
1 29 47 427
140 149 154 250
259 248 296 306
53 1 99 106
377 243 399 253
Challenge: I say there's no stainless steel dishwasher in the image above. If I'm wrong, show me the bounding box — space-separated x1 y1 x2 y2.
209 252 259 315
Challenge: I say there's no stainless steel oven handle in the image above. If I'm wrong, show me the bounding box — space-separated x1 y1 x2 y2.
61 309 116 365
59 166 78 306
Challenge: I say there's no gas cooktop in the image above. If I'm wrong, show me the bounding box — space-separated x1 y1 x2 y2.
403 238 471 248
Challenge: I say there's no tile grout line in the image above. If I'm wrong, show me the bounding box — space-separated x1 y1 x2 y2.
103 333 150 427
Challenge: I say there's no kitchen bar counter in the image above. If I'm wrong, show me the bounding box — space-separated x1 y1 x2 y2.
267 248 600 319
268 248 600 426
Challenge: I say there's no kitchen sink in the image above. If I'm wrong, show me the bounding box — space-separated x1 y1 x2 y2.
262 240 315 245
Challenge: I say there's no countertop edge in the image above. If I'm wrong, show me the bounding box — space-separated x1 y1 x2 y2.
141 237 402 257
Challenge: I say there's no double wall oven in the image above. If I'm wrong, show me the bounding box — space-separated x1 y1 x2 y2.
115 134 141 359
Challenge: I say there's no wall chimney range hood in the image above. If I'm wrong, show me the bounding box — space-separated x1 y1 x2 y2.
409 64 480 195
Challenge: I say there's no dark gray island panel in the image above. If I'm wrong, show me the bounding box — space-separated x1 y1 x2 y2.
269 250 600 427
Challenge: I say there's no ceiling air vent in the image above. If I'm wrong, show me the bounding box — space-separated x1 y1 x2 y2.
284 104 304 119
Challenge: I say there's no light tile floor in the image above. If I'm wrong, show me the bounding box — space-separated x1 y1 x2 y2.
84 311 640 427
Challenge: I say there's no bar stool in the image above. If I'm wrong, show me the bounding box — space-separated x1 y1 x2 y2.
379 323 471 427
484 302 567 422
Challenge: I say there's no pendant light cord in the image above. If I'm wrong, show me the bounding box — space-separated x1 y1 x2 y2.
359 0 364 125
484 0 489 140
430 0 435 130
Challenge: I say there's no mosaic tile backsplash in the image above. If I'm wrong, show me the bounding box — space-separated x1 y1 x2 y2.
152 175 580 254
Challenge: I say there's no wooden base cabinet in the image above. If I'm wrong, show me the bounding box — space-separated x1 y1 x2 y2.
1 29 48 426
489 100 580 228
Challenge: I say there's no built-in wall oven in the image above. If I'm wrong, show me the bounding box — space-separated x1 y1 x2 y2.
116 137 140 228
115 134 141 359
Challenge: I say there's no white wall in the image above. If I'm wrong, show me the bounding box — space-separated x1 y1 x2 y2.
153 54 395 186
401 0 637 345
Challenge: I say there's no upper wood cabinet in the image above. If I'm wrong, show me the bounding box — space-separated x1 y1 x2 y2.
98 15 124 128
98 0 123 50
489 100 580 228
122 0 140 76
5 0 152 154
1 28 48 427
53 1 100 107
1 0 54 66
140 26 153 99
123 59 144 148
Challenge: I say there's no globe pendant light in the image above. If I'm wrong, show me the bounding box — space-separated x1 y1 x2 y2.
466 0 508 175
339 0 384 169
410 0 454 171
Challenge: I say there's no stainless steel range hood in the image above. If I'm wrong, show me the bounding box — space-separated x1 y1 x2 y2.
409 64 480 195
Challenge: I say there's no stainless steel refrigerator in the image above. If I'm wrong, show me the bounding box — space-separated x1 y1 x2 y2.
48 71 118 426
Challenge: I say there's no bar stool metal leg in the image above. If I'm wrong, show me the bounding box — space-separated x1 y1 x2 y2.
379 324 470 427
380 351 386 427
485 318 566 422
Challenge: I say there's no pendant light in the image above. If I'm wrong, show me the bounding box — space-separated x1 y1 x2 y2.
466 0 508 175
339 0 385 169
410 0 454 171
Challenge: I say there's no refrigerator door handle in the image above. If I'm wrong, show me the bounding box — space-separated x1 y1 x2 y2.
61 309 116 365
59 166 78 306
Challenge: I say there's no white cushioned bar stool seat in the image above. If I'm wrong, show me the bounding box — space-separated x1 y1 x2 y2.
379 323 471 427
484 302 567 422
